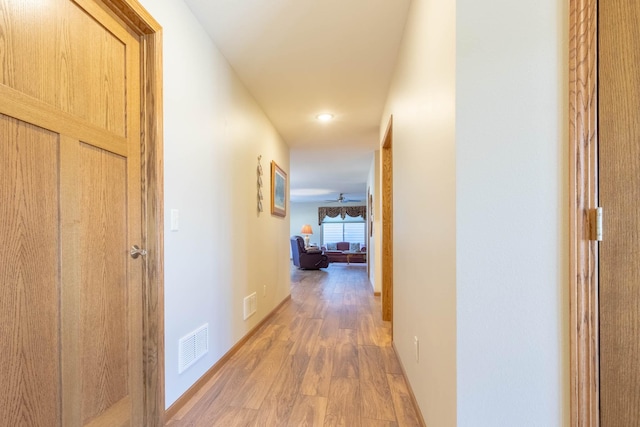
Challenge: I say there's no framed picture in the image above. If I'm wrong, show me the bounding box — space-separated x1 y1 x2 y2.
368 193 374 236
271 161 287 217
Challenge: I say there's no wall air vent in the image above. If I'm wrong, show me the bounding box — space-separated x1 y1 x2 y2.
178 323 209 374
243 292 257 320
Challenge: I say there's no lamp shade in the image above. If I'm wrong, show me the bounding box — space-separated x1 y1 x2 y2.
300 224 313 235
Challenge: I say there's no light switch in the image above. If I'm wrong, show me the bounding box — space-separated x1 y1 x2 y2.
170 209 179 231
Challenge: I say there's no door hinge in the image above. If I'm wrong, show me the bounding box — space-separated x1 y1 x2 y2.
591 207 603 241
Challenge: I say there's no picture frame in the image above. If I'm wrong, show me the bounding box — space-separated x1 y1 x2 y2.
271 160 287 217
369 192 374 236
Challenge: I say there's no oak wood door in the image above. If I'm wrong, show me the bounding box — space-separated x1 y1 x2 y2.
599 0 640 424
0 0 144 425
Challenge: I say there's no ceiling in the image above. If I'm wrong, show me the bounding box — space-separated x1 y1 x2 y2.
183 0 411 202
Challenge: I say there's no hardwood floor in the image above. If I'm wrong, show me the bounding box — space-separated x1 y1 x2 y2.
166 263 423 426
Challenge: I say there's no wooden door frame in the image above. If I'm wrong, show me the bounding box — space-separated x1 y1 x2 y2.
569 0 599 425
381 116 393 324
367 186 371 279
99 1 165 424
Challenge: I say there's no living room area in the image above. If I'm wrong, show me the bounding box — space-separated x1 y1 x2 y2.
289 199 371 270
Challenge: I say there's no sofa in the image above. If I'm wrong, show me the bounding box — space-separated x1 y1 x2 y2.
322 241 367 263
291 236 329 269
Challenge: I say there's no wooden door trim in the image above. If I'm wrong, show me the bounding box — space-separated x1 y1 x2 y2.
99 1 165 425
569 0 599 426
381 116 393 325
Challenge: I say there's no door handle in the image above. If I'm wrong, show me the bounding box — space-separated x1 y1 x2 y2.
130 245 147 259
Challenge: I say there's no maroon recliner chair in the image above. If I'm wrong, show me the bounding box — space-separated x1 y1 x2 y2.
290 236 329 270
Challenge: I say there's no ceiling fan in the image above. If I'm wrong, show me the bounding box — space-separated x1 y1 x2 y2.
325 193 362 203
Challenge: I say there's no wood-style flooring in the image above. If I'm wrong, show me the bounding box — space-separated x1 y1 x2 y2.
166 263 423 426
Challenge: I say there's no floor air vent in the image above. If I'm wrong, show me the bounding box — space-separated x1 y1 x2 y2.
179 323 209 374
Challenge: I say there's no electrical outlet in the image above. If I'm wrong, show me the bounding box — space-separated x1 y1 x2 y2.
263 284 267 296
414 336 419 363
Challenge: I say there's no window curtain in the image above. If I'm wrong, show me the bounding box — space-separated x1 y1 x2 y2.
318 206 366 225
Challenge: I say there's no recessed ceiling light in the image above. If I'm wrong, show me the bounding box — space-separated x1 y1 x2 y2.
316 113 334 122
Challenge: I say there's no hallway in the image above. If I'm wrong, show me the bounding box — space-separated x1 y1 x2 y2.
167 263 422 426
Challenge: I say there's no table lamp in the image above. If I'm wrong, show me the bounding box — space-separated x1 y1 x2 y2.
300 224 313 248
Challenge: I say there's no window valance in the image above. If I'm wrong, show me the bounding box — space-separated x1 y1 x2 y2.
318 206 366 225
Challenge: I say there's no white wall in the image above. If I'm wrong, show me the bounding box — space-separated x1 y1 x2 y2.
289 202 323 248
456 0 568 425
381 0 568 426
138 0 291 408
380 0 456 425
367 151 381 293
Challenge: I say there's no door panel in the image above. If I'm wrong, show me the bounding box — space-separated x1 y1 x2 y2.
78 144 129 422
599 0 640 424
0 0 127 136
0 115 61 427
0 0 142 425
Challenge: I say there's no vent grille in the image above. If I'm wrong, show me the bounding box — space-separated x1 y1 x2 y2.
243 292 257 320
179 323 209 374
